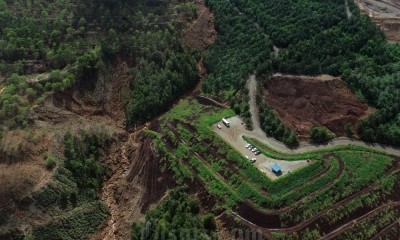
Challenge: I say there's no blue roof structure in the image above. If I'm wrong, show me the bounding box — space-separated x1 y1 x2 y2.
272 164 282 172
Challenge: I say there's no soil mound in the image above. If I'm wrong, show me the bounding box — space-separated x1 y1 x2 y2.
262 74 371 139
96 131 176 240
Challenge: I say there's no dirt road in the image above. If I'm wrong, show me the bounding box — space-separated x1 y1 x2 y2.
213 117 309 180
244 75 400 157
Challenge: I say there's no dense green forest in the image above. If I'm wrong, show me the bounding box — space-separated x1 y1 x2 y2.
203 0 400 146
64 129 109 198
3 0 399 144
0 0 199 129
131 187 216 240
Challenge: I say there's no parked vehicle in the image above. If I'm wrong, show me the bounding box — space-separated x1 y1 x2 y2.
251 158 256 163
222 118 230 127
251 148 258 152
217 124 222 129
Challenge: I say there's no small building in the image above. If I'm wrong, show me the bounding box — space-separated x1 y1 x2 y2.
272 164 282 174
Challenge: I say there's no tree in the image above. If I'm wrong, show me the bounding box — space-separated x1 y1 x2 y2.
284 131 299 148
203 213 216 231
345 123 354 138
309 125 335 143
0 0 6 11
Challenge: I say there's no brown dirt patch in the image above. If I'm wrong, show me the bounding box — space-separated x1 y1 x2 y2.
50 59 130 128
183 0 217 51
262 74 371 139
0 130 52 209
356 0 400 43
94 130 176 240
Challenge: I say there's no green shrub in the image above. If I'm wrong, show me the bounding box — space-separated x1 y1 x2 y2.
345 123 354 138
45 155 57 170
203 213 216 231
309 125 335 143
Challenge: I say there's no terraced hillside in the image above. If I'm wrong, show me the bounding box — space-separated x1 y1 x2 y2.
144 98 400 239
2 0 400 239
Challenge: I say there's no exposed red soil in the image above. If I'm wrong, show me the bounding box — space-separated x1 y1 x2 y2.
51 60 130 128
263 74 372 139
311 172 400 236
183 0 217 93
94 130 177 240
183 0 217 51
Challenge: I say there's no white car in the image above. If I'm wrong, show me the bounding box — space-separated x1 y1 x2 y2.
251 148 258 152
251 158 256 163
217 124 222 129
245 155 249 159
246 143 251 148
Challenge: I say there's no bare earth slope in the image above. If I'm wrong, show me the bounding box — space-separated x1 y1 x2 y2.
263 74 371 139
183 0 217 51
356 0 400 43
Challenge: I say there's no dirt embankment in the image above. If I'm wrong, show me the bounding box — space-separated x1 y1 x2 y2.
183 0 217 51
356 0 400 43
50 60 130 128
0 57 131 236
1 1 220 238
94 127 176 240
262 74 371 139
0 130 52 209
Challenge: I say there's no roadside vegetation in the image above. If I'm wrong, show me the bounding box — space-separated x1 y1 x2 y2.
2 0 400 239
259 104 299 148
203 0 400 147
309 125 336 144
148 98 399 239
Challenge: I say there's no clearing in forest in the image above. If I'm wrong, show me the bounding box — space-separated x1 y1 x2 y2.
262 74 371 139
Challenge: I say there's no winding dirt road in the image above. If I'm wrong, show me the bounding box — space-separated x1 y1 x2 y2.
246 74 400 157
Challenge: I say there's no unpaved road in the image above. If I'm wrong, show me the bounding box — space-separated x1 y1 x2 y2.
214 74 400 179
244 75 400 157
213 117 310 180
